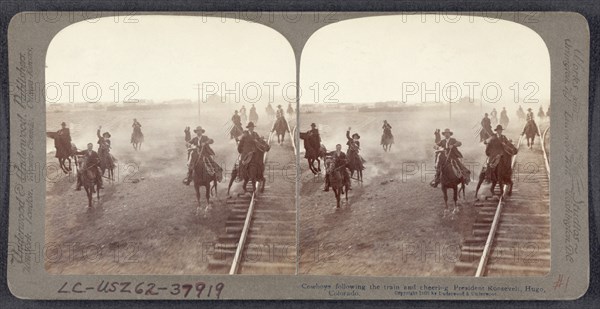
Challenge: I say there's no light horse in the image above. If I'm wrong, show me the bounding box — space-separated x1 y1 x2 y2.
78 156 100 208
272 116 290 145
238 137 270 196
325 156 348 209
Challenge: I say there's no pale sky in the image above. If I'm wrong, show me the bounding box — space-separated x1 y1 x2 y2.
300 15 551 104
46 15 295 104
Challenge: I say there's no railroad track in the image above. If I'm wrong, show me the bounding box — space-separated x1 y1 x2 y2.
207 121 297 274
455 122 551 276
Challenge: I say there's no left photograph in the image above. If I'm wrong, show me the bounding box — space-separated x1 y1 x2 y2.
44 15 297 275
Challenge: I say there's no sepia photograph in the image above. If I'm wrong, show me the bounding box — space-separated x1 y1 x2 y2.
43 15 297 275
298 15 551 277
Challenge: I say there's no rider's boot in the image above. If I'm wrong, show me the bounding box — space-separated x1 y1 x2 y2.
183 169 193 185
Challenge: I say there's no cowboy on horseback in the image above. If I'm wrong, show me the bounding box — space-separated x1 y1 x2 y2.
237 122 267 185
346 127 365 167
53 122 73 172
526 107 534 121
96 126 114 168
249 104 259 123
323 144 351 192
271 110 290 145
75 143 103 191
240 105 247 123
131 118 144 148
430 128 470 188
231 110 244 142
381 120 394 147
276 104 284 119
183 126 223 185
480 113 493 142
521 118 540 149
500 107 509 128
287 103 294 117
485 125 512 176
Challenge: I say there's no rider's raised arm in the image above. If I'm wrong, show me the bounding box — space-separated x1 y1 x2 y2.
346 130 351 141
96 129 102 139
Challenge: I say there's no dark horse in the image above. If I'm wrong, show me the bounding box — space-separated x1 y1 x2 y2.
47 132 77 174
131 130 144 151
381 128 394 152
438 151 467 217
488 151 515 197
325 156 348 209
522 119 540 149
272 117 290 145
238 137 270 196
98 151 116 181
299 132 326 174
190 147 220 216
78 156 100 208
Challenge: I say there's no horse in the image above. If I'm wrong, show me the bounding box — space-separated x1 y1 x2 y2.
131 130 144 151
78 156 100 208
522 119 540 149
346 150 364 183
249 109 259 124
98 150 116 181
299 132 326 175
266 106 275 121
381 129 394 152
516 108 526 123
47 132 77 174
487 153 514 197
438 152 468 217
272 117 289 145
500 114 509 129
190 149 220 215
325 156 348 209
238 138 270 196
230 123 244 144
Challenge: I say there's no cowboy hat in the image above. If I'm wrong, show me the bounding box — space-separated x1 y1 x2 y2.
442 128 453 136
277 104 282 108
102 132 111 138
61 122 67 126
527 108 533 111
352 133 360 139
310 123 316 127
246 122 255 128
494 124 504 131
193 126 205 133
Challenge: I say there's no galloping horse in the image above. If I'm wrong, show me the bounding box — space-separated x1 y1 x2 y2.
131 129 144 151
381 126 394 152
272 117 289 145
325 156 348 209
78 156 100 208
438 150 467 216
238 137 270 196
98 151 116 181
522 119 540 149
190 146 220 215
47 132 77 174
299 132 326 174
266 105 275 121
487 152 514 197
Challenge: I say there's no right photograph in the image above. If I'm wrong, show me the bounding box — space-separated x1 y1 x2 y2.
298 15 551 277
